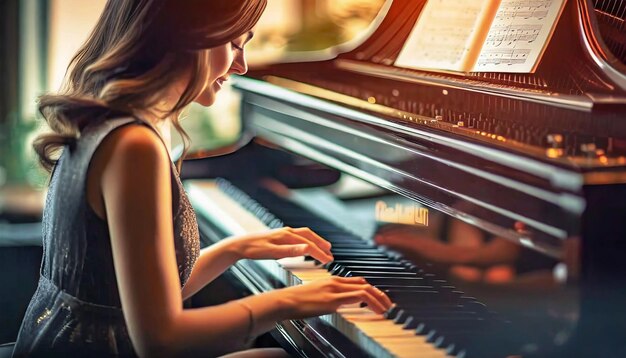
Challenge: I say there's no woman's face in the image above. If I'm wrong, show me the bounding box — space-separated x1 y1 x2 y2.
194 31 253 106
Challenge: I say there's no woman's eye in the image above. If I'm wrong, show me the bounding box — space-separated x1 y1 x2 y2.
231 43 244 51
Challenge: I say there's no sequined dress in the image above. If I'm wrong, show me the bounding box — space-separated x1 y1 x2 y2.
13 117 200 357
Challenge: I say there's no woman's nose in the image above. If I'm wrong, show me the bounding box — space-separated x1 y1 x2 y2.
232 52 248 75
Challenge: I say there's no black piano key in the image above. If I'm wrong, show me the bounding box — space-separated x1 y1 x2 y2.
336 264 414 272
330 259 414 266
330 249 386 255
330 245 378 251
375 285 436 291
329 244 377 250
325 260 409 269
364 277 429 286
433 336 459 357
331 266 416 277
392 307 470 326
343 271 419 278
383 305 402 319
326 241 378 246
391 297 482 312
393 310 414 324
401 301 482 313
410 317 491 334
428 328 516 358
330 253 390 259
324 236 370 243
382 291 450 308
385 286 461 296
386 305 471 320
399 311 482 326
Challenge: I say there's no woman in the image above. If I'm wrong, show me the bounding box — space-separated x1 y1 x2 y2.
14 0 392 356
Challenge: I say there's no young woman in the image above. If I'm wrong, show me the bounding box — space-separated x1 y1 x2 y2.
14 0 392 356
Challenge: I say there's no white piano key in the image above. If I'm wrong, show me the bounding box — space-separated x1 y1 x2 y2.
186 180 270 234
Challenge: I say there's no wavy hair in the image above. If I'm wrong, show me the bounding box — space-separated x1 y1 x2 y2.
34 0 266 172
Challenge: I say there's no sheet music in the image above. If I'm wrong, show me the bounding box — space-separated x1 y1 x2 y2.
395 0 495 72
475 0 566 72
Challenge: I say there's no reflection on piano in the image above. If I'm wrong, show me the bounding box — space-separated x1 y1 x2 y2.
183 0 626 357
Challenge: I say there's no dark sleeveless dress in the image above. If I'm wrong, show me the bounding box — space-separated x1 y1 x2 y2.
13 117 201 357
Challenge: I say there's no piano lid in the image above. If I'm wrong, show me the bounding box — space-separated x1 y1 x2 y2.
334 0 626 104
234 0 626 175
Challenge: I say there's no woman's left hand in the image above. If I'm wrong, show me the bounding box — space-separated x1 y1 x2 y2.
223 227 334 264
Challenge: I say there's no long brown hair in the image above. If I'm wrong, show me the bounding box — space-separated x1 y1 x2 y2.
34 0 266 172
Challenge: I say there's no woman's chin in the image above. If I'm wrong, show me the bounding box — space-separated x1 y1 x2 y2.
194 92 217 107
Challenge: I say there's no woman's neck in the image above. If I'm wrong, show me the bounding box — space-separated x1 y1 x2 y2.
155 119 172 155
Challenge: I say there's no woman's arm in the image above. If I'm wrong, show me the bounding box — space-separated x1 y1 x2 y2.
181 241 237 300
100 125 391 357
182 228 334 300
101 125 271 356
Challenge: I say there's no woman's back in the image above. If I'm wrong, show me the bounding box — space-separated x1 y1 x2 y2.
13 117 200 357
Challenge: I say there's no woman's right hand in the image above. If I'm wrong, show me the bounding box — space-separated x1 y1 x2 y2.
274 276 394 319
223 227 334 264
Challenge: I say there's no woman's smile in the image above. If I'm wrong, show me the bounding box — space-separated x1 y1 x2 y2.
215 76 229 89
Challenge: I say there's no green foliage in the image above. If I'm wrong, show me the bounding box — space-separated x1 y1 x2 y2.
0 113 47 188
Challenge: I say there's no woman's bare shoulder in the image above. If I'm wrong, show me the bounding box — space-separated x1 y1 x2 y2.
87 123 170 218
103 123 166 157
95 123 169 171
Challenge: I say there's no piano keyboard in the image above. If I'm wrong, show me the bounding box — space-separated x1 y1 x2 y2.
186 179 511 358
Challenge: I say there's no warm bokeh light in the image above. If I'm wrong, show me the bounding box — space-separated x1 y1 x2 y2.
48 0 106 92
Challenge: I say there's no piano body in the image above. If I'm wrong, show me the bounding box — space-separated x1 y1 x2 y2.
183 0 626 357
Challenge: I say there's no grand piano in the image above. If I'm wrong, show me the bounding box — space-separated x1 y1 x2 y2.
182 0 626 357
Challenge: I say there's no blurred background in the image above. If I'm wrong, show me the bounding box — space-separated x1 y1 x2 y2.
0 0 386 222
